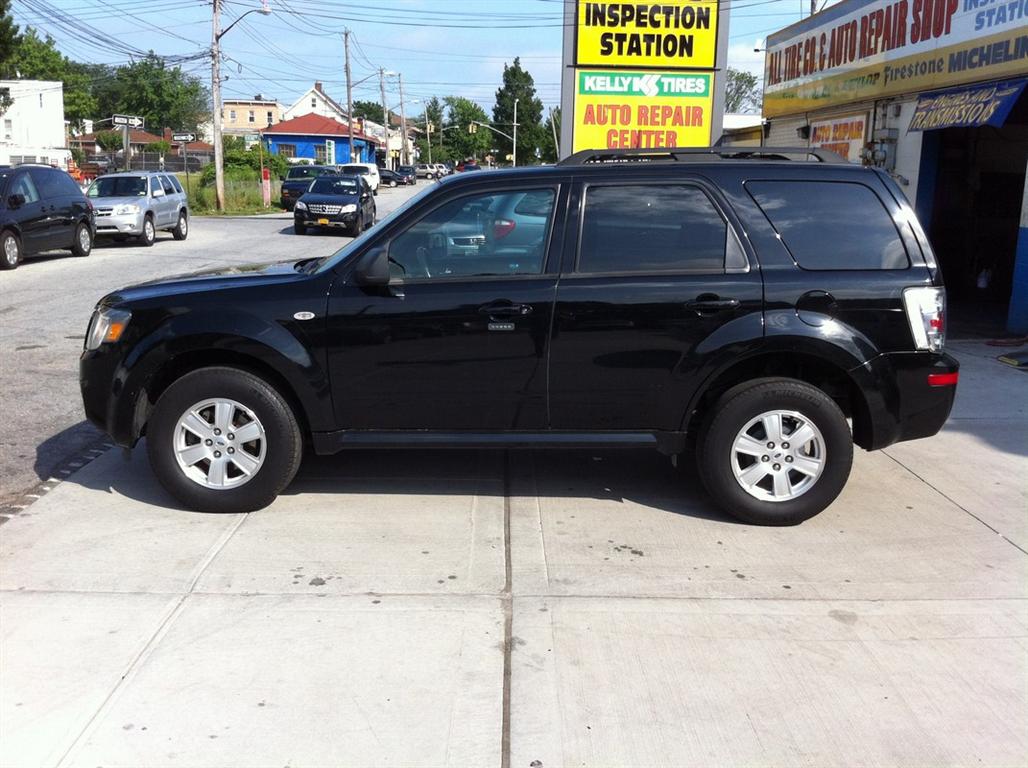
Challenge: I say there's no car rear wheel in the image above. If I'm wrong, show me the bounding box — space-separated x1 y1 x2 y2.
696 378 853 526
147 367 303 513
71 222 92 257
138 215 155 247
172 211 188 240
1 230 21 270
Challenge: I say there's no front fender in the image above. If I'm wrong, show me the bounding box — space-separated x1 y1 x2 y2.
108 309 333 445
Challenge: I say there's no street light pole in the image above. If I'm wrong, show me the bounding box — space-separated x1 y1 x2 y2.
211 0 224 210
398 73 409 165
513 98 519 168
211 2 270 212
379 68 389 168
344 29 354 163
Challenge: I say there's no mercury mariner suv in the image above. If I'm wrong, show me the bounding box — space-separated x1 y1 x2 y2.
80 147 958 525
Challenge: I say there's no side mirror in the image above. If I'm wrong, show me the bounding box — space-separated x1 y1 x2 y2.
354 246 390 288
7 193 25 208
152 187 165 198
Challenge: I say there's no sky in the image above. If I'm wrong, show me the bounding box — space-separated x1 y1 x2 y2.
11 0 826 117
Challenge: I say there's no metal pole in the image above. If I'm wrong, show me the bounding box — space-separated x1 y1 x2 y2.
426 115 432 164
184 141 190 199
398 73 408 165
122 124 129 171
344 30 354 163
549 107 559 159
211 0 225 211
379 68 389 169
513 98 518 168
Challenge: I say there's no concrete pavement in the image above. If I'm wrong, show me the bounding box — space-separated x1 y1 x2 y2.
1 341 1025 767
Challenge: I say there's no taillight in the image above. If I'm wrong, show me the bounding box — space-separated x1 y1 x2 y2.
927 372 958 386
902 286 946 352
493 218 516 239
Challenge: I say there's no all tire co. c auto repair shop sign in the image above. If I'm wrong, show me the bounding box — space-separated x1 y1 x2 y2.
561 1 728 154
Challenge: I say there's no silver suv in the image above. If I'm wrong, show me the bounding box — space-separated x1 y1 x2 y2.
86 171 189 246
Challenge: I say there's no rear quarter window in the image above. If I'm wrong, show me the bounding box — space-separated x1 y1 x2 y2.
746 180 909 270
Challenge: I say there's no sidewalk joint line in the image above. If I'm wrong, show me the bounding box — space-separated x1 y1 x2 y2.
501 449 513 768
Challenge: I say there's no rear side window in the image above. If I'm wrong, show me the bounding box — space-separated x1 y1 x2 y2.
169 175 184 194
747 180 908 270
160 175 176 194
578 184 727 273
30 168 75 199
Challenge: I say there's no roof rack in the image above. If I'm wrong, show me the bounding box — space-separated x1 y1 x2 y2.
557 146 845 166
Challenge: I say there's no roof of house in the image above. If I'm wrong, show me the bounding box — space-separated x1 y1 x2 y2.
260 112 375 142
286 81 348 121
72 129 163 145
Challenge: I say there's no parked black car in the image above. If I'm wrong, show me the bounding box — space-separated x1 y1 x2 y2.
379 169 406 187
2 164 95 270
396 165 417 185
81 147 958 525
293 174 375 236
279 165 338 211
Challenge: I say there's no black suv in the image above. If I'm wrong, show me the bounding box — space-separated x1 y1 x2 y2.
80 148 958 525
1 164 95 269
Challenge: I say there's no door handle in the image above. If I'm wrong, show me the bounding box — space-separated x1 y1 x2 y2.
479 301 533 317
686 295 740 312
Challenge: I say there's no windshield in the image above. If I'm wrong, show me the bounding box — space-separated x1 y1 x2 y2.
341 165 368 175
314 182 440 274
310 177 359 195
87 176 147 197
287 167 321 179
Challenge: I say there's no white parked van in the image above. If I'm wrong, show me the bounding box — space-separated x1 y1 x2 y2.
340 163 381 194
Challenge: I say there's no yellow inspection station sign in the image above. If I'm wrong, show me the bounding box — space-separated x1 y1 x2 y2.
575 1 721 70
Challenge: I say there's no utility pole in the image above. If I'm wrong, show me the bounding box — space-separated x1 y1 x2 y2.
426 116 432 164
344 29 354 163
512 98 519 168
398 72 408 165
211 0 225 211
379 68 389 169
811 0 817 15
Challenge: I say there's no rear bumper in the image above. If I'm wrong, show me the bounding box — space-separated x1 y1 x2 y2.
853 351 959 449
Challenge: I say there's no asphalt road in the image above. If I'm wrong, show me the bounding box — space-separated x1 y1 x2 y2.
0 184 423 506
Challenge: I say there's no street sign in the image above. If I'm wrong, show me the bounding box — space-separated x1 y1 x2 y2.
172 132 196 142
112 114 144 129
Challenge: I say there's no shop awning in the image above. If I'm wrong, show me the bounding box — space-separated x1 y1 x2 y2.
909 79 1026 132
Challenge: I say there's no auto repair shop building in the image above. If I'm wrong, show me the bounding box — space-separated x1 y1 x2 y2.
761 0 1028 332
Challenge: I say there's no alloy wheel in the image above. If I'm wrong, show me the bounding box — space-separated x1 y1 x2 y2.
173 398 267 489
3 235 18 266
730 409 826 502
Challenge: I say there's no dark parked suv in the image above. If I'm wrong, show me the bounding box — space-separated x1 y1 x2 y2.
1 164 95 269
80 147 958 525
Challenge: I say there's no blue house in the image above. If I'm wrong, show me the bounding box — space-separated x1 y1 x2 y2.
261 113 377 164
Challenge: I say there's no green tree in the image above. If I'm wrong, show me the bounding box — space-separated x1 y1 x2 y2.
93 54 209 134
539 107 561 163
352 99 384 124
3 27 95 126
414 96 451 162
146 139 171 155
0 0 20 113
443 96 491 161
492 58 544 165
94 130 123 153
725 68 762 113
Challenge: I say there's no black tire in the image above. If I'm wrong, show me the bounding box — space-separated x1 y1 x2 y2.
1 230 21 270
138 215 155 247
349 214 363 237
696 377 853 526
293 221 306 235
388 180 397 187
70 222 93 257
172 210 188 240
146 367 303 513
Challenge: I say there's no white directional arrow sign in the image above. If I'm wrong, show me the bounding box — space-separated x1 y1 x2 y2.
172 133 196 143
112 114 145 129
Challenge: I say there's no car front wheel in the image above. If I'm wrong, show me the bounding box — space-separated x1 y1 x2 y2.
172 211 188 240
696 378 853 526
1 230 21 269
147 367 303 513
138 215 155 247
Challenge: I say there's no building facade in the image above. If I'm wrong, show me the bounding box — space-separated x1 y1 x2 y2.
261 113 377 164
221 97 283 144
0 80 71 168
761 0 1028 332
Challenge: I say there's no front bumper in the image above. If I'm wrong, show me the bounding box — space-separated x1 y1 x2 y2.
80 346 138 447
295 210 358 229
94 211 145 236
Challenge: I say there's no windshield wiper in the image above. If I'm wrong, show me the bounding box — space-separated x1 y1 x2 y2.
294 257 324 274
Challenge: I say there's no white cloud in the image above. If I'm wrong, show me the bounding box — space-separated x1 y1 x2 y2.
727 39 769 81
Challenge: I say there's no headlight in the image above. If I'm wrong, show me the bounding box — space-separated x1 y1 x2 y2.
294 200 307 211
113 204 140 215
340 204 357 214
85 307 132 351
